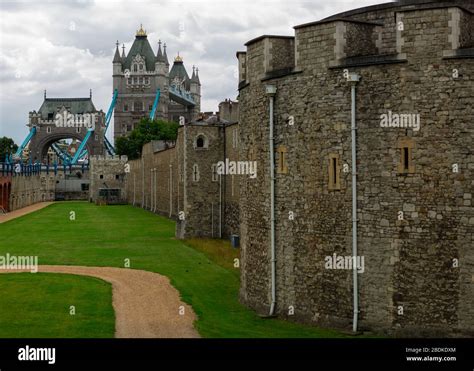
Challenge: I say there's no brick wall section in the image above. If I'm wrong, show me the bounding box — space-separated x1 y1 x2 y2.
238 3 474 336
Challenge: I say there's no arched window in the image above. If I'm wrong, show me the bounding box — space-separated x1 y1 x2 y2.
196 137 204 148
133 64 138 72
194 134 208 149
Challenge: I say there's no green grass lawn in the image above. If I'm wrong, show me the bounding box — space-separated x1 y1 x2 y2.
0 273 114 338
0 202 348 338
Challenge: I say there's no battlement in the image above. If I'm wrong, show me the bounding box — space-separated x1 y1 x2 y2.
238 1 474 83
90 155 128 162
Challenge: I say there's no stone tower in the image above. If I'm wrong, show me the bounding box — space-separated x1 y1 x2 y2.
113 26 201 141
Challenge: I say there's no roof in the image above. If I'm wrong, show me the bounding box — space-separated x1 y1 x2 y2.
245 35 294 47
169 60 190 87
113 45 121 63
122 35 156 71
38 98 97 118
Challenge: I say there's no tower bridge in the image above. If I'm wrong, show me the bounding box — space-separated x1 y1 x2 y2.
11 24 201 165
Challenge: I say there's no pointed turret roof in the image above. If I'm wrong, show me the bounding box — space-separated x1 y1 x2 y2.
163 43 169 66
156 40 166 63
169 54 190 82
113 41 121 63
195 67 201 85
122 26 156 71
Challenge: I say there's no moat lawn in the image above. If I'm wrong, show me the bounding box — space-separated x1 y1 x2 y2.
0 202 346 338
0 273 114 337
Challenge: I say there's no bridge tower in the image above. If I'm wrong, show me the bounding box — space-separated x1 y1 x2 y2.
113 25 200 141
27 92 106 164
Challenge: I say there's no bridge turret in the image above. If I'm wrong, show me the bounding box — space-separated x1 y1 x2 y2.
190 66 201 118
113 41 122 75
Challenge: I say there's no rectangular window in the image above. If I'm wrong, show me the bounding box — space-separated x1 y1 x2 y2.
276 145 288 174
76 127 81 133
398 137 415 174
124 104 128 112
403 147 409 170
192 164 199 182
328 153 341 190
211 164 218 182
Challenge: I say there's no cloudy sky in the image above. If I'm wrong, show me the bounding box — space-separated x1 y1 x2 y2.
0 0 385 144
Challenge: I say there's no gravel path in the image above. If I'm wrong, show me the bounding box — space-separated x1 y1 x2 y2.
0 265 200 338
0 202 54 224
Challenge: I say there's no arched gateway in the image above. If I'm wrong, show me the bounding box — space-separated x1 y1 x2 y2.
25 93 107 164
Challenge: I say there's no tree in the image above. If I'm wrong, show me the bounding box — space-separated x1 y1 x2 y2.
115 118 179 160
0 137 18 162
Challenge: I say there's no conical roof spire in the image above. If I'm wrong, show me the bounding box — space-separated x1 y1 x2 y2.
121 44 126 59
113 40 121 63
163 42 169 66
195 67 201 85
156 40 166 63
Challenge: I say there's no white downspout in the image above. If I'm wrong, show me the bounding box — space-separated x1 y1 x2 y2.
219 174 222 238
183 119 187 219
154 168 157 213
141 157 144 208
150 168 153 212
169 164 172 218
266 84 277 316
349 73 360 333
133 174 136 206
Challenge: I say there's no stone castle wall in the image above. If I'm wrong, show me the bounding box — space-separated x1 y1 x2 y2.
124 122 240 239
7 174 56 211
238 0 474 336
89 155 128 203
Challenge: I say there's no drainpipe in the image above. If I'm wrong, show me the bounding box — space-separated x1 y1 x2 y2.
133 174 136 206
349 72 360 332
265 84 277 316
169 164 172 218
141 156 144 208
150 168 153 211
153 168 157 213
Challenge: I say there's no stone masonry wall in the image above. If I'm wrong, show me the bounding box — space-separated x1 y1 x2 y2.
89 155 128 203
238 2 474 336
124 122 240 239
9 174 56 211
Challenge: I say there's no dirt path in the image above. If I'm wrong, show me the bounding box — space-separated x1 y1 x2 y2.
0 265 200 338
0 202 54 224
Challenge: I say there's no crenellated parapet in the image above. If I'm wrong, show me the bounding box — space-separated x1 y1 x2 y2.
238 0 474 84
